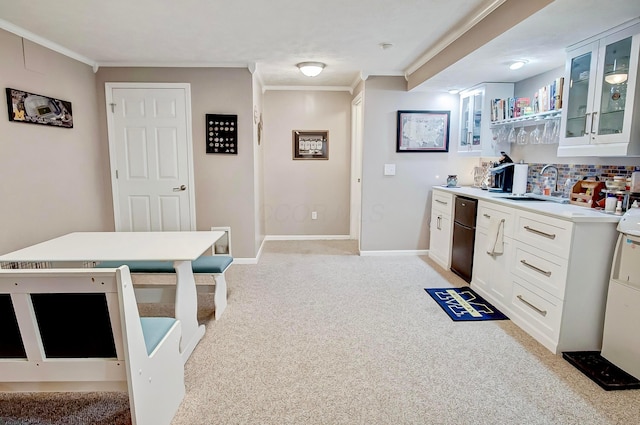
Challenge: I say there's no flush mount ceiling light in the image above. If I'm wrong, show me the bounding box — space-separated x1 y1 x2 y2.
448 89 460 94
509 60 527 70
297 62 325 77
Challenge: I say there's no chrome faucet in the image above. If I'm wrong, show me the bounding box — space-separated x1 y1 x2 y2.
540 164 559 194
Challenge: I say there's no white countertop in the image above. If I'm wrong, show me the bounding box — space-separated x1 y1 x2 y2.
433 186 622 223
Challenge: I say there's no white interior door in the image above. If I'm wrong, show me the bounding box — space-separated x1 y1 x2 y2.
105 83 196 231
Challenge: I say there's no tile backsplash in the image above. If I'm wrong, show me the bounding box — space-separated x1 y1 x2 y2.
480 161 639 193
528 163 639 192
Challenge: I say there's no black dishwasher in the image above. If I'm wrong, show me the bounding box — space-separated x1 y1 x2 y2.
451 196 478 283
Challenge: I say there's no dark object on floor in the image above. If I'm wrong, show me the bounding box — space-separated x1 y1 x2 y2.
424 287 508 321
562 351 640 391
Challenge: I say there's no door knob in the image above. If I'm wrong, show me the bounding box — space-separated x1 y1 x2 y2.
173 184 186 191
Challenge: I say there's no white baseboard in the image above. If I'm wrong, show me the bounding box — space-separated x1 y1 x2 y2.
359 249 429 257
230 239 426 262
265 235 351 241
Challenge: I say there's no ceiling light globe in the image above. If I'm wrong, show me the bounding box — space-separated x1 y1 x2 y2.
297 62 326 77
509 61 525 70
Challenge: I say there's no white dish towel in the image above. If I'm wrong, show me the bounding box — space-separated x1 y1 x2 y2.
486 217 505 256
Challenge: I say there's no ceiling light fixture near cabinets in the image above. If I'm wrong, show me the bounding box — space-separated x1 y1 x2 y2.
297 62 325 77
509 60 527 70
448 89 460 94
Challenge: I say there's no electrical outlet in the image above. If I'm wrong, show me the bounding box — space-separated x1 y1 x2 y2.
311 211 317 220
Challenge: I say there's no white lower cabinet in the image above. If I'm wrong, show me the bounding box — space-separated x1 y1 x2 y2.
470 201 619 354
473 231 512 311
471 201 515 312
429 190 454 269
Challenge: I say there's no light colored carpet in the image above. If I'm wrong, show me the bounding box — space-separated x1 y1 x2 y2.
1 240 638 424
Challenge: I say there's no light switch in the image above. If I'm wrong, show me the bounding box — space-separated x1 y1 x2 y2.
384 164 396 176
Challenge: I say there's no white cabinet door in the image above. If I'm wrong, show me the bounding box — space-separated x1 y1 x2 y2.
459 83 514 157
429 210 452 270
559 21 640 156
472 230 512 310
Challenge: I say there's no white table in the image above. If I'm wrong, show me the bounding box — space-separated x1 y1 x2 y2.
0 231 224 363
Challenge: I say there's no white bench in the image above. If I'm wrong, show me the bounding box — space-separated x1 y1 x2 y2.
0 266 185 425
95 256 233 320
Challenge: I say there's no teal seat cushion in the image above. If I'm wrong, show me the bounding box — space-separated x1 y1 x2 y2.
140 317 176 355
96 260 174 273
191 256 233 273
97 256 232 274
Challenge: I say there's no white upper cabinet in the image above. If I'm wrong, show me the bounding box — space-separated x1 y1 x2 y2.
459 83 514 157
558 19 640 157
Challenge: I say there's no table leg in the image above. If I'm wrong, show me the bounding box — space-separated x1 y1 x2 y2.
173 260 205 364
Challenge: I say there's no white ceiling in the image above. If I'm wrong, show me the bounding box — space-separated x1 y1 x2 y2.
1 0 639 91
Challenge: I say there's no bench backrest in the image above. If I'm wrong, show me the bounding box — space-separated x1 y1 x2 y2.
0 266 185 425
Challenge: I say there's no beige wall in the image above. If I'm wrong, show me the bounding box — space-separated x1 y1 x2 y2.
94 67 258 258
263 90 352 236
252 74 266 252
360 76 478 252
0 29 110 254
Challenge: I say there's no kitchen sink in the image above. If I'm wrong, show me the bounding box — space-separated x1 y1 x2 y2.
502 193 569 203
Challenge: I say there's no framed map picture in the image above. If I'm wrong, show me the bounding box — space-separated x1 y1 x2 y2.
396 110 449 152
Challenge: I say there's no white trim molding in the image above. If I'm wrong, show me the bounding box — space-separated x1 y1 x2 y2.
359 250 429 257
265 235 351 241
262 85 353 93
404 0 507 75
0 18 96 68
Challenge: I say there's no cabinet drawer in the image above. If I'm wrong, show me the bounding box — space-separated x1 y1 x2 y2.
476 202 514 237
514 211 573 258
510 277 562 343
432 190 454 215
512 241 569 300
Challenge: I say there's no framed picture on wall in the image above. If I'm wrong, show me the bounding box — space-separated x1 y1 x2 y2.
5 88 73 128
292 130 328 160
396 110 449 152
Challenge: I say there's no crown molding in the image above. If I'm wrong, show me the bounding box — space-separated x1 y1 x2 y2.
262 85 353 93
404 0 506 75
96 61 249 68
0 18 96 68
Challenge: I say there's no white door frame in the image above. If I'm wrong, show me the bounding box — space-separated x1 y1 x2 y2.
105 82 197 231
350 92 364 245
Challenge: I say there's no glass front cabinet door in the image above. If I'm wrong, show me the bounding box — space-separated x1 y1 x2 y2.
559 21 640 156
459 88 482 153
459 83 513 157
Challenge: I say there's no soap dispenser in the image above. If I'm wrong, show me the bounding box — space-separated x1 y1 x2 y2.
543 177 551 196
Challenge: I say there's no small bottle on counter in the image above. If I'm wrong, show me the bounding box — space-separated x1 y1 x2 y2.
615 200 623 215
563 178 574 198
543 177 551 196
605 194 618 213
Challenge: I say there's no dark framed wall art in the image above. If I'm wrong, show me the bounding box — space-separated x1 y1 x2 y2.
292 130 328 160
206 113 237 154
5 88 73 128
396 110 450 152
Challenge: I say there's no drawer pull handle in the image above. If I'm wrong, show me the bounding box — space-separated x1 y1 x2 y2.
520 260 552 277
524 226 556 240
517 295 547 317
437 215 442 230
483 213 491 218
435 199 448 205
